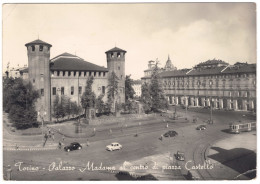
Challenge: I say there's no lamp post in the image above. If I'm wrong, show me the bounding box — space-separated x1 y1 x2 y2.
38 110 46 144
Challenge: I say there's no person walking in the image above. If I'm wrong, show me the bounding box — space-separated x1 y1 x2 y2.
52 132 55 141
58 141 62 149
166 123 169 128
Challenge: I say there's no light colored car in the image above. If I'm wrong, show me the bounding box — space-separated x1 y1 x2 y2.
106 142 122 151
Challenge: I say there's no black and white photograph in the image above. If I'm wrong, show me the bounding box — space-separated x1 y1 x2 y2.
1 2 257 181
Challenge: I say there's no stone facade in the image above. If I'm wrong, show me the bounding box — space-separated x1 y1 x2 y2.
25 39 126 121
142 59 256 112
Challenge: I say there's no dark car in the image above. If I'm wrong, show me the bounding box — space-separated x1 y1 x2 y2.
196 125 206 130
163 130 178 137
64 142 82 152
176 151 185 161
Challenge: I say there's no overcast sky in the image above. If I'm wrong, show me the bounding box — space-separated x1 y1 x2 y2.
2 3 256 79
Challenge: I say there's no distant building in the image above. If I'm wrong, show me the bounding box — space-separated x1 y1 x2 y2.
6 65 28 80
141 59 256 111
132 80 142 97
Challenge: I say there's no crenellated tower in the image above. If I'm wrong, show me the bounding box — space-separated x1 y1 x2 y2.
105 47 126 104
25 39 52 121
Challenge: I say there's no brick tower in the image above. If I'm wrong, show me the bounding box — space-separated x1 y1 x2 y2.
25 39 52 121
105 47 126 104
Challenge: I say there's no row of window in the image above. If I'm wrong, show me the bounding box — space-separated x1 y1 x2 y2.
164 79 256 88
165 73 253 80
52 86 106 96
51 71 107 77
30 45 50 52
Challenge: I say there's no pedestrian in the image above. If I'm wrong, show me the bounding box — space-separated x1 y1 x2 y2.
109 128 112 134
166 123 169 128
86 139 89 146
58 141 62 149
15 143 18 150
160 135 163 141
62 135 65 142
93 128 96 135
52 132 55 141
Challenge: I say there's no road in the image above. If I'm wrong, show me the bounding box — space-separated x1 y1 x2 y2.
3 107 256 180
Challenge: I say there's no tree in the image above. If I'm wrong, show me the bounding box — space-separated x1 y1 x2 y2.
96 94 105 115
125 75 135 100
150 60 169 111
81 76 96 118
107 72 119 113
70 101 81 118
52 95 66 122
3 78 39 129
141 82 152 113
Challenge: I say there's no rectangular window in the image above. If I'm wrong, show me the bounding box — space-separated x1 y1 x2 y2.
41 89 44 96
79 86 82 94
61 87 64 95
39 45 43 51
53 87 56 95
71 86 74 95
102 86 105 94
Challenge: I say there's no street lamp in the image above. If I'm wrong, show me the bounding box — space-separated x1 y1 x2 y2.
38 110 46 145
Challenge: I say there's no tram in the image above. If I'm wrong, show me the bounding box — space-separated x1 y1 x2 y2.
229 121 256 134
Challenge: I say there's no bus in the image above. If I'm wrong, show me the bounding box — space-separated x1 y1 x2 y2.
229 121 256 134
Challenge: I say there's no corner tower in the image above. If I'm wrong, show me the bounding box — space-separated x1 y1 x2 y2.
25 39 52 121
105 47 126 104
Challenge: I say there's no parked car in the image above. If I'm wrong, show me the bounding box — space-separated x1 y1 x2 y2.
163 130 178 137
196 125 206 130
64 142 82 152
176 151 185 161
106 142 122 151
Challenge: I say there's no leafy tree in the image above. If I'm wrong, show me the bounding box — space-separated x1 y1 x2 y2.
52 95 66 122
81 76 96 117
3 78 39 129
70 101 81 118
141 82 152 113
96 94 105 114
107 72 119 113
125 75 135 100
150 61 169 111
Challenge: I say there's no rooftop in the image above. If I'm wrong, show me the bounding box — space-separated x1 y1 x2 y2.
50 53 108 72
105 47 126 53
25 39 52 47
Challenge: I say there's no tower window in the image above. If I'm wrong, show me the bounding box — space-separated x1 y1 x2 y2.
41 89 44 96
68 71 71 76
94 72 96 77
39 45 43 51
111 53 114 58
61 87 64 95
117 53 121 58
102 86 105 94
79 86 82 94
31 45 35 51
53 87 56 95
71 86 74 95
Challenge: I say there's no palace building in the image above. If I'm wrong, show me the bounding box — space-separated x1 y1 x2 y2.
23 39 126 121
141 59 256 112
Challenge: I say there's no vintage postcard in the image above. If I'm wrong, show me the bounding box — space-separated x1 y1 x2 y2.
2 2 257 182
